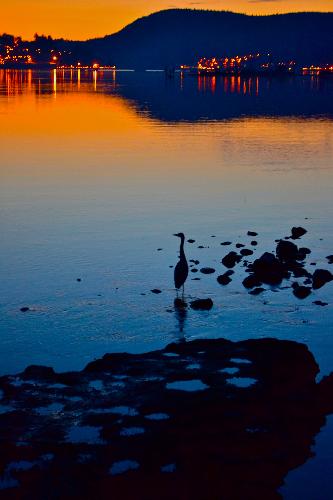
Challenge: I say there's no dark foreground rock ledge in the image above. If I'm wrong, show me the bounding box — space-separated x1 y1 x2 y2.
1 338 333 500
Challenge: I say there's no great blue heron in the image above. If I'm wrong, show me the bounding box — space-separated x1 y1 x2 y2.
174 233 189 294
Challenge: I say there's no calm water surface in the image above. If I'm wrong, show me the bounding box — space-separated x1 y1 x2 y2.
1 69 333 497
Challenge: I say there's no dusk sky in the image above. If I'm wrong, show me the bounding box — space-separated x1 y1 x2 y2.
3 0 333 40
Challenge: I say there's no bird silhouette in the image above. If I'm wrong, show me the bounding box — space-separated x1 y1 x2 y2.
174 233 189 294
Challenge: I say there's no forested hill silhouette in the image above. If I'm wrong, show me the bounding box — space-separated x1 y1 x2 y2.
82 9 333 68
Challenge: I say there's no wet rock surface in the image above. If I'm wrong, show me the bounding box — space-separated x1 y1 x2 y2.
1 338 333 500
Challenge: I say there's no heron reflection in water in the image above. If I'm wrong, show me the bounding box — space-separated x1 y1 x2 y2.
174 297 188 339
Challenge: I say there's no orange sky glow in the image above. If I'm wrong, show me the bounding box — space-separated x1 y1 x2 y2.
1 0 333 40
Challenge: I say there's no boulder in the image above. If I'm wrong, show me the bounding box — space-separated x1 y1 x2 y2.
312 269 333 290
252 252 285 285
222 252 242 269
276 240 299 263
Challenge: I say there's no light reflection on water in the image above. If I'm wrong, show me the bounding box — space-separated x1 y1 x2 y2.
0 69 332 377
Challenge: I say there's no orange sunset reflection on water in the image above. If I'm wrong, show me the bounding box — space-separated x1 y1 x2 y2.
1 68 332 205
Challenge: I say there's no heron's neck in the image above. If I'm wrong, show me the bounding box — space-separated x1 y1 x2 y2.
179 239 186 259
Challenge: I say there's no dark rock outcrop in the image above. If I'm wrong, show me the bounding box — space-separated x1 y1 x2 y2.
1 338 333 500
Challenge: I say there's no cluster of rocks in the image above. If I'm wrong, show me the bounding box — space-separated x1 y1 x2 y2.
217 227 332 301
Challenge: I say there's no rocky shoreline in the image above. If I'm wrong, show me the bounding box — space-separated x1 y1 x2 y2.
1 337 333 499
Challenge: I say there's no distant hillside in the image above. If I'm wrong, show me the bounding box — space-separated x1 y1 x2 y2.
76 9 333 68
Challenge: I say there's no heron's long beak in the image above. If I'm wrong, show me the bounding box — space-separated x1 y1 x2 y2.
173 233 179 237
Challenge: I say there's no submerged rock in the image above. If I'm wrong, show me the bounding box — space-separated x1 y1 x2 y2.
187 239 195 243
313 300 328 307
221 241 232 246
326 255 333 264
247 231 258 237
151 289 162 294
249 287 266 296
190 298 214 310
20 307 30 313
